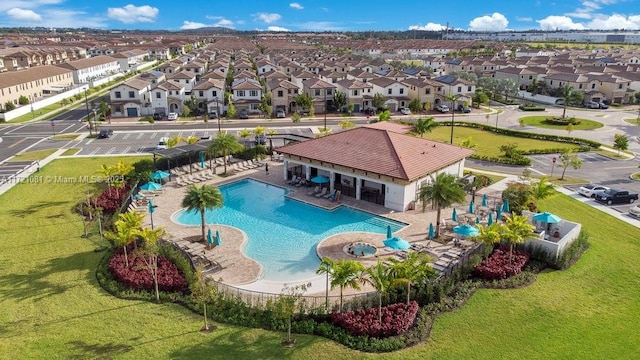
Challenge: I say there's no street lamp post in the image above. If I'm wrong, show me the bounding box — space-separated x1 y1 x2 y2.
324 90 328 132
450 98 456 144
636 106 640 124
495 110 499 129
84 90 92 136
216 97 221 132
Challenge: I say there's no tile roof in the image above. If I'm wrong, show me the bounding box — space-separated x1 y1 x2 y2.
0 65 73 87
276 124 474 181
54 55 117 70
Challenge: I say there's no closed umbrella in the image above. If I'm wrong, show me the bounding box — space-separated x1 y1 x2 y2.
452 208 458 222
207 228 214 247
386 225 392 239
487 212 494 226
215 230 221 247
383 237 411 250
502 198 510 213
475 217 480 224
481 194 488 207
468 201 475 214
199 152 206 169
496 206 502 222
140 181 162 191
150 170 170 180
428 223 435 239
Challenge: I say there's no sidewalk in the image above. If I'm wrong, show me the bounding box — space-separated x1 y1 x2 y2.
0 148 67 196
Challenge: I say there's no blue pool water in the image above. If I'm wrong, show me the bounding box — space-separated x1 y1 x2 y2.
174 179 405 282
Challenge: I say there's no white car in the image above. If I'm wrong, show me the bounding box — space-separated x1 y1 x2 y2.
276 109 286 118
167 112 178 121
629 205 640 218
436 104 449 113
156 137 169 150
400 107 411 115
578 184 609 198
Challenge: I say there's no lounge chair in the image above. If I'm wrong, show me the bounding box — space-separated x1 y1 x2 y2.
315 188 328 198
307 185 320 196
323 189 336 198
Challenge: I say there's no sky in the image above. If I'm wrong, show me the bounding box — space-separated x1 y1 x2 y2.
1 0 640 32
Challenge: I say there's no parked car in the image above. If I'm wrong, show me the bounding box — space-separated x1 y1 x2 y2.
156 137 169 150
239 109 249 119
436 104 449 113
167 112 178 121
98 129 113 138
585 101 600 109
256 134 266 145
208 111 218 119
598 102 609 109
457 104 471 113
364 107 377 116
153 112 164 120
275 109 286 118
578 184 609 198
400 107 411 115
629 204 640 218
594 188 639 205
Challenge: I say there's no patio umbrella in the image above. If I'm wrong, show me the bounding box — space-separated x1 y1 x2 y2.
475 217 480 224
199 152 206 169
383 237 411 250
428 223 435 239
148 199 155 214
496 206 502 221
215 230 221 247
207 228 214 247
386 225 392 239
310 175 330 184
532 212 561 223
150 170 170 180
487 212 494 226
481 194 488 207
140 181 162 191
452 208 458 222
502 198 510 213
453 224 480 237
468 201 475 214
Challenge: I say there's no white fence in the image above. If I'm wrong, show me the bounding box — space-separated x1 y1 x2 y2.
1 85 89 122
522 210 582 260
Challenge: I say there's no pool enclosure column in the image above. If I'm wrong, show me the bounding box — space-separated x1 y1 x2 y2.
282 159 289 180
305 165 311 181
355 177 362 200
329 171 335 192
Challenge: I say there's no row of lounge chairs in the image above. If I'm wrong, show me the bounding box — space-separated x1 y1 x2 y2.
307 187 342 201
230 159 263 173
175 169 217 187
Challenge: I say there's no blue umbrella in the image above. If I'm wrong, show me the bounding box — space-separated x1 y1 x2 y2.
496 206 502 221
215 230 221 247
487 212 494 226
148 199 155 214
533 212 561 223
428 223 435 239
386 225 392 239
150 170 170 180
310 175 330 184
199 152 206 169
207 228 214 246
453 224 480 237
468 201 475 214
475 217 480 224
481 194 488 207
452 208 458 222
140 181 162 191
502 198 510 213
383 237 411 250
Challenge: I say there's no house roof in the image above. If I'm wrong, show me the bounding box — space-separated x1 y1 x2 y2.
276 124 474 181
0 65 73 88
54 55 117 70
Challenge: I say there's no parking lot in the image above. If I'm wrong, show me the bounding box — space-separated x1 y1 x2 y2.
564 184 639 222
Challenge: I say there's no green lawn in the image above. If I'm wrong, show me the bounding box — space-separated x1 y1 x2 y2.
52 134 81 141
61 148 81 156
1 157 639 359
9 149 58 162
424 126 581 157
623 118 640 125
519 116 604 130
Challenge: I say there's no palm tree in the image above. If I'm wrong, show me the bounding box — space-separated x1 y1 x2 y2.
474 223 502 247
418 173 466 238
560 85 583 119
316 257 336 310
530 177 554 201
133 226 167 302
181 184 224 243
361 261 391 323
104 211 144 267
209 131 242 174
387 251 435 305
413 117 438 138
444 93 460 144
501 214 535 264
317 259 364 313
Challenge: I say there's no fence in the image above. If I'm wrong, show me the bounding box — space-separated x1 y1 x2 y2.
1 84 89 122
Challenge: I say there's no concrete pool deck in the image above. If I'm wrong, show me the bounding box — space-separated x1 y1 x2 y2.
144 160 484 295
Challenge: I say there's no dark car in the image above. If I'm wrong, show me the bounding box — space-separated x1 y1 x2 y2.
208 111 218 119
457 104 471 113
238 109 249 119
598 102 609 109
364 108 377 116
98 129 113 138
255 134 266 145
594 188 639 205
153 112 164 120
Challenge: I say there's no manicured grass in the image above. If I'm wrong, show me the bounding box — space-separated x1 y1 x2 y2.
52 134 81 141
423 126 581 157
2 157 640 359
623 118 640 125
593 148 633 160
9 149 57 161
61 148 81 156
631 172 640 180
463 170 505 185
519 116 604 130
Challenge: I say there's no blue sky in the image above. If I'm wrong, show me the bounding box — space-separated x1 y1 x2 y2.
1 0 639 31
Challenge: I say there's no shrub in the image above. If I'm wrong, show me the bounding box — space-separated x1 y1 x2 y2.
474 247 530 280
94 184 130 215
518 104 545 111
544 117 582 125
330 301 419 338
556 230 590 269
108 247 188 293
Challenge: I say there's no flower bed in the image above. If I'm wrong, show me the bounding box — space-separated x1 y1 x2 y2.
95 184 131 215
474 247 530 280
108 248 188 293
330 301 419 338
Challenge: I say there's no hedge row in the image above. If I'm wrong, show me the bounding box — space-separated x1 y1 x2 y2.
437 121 601 148
518 105 546 111
470 154 531 166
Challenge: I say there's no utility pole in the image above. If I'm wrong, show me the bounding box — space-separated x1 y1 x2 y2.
84 89 92 136
324 90 327 132
216 97 221 132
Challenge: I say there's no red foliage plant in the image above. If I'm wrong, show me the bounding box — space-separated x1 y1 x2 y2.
108 247 188 293
474 246 530 280
94 184 131 215
330 301 419 338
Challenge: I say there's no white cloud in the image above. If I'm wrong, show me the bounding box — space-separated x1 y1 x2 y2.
408 22 447 31
254 12 281 24
289 2 303 10
468 12 509 31
587 13 640 29
296 21 344 31
516 16 533 22
537 15 586 30
267 26 290 31
7 8 42 22
107 4 159 24
180 21 207 30
180 17 235 30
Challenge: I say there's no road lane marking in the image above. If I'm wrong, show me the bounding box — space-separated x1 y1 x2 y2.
7 138 27 148
105 147 116 155
86 139 94 145
60 124 75 133
89 148 100 155
123 133 131 140
5 124 27 135
603 166 639 170
122 146 131 153
136 133 144 139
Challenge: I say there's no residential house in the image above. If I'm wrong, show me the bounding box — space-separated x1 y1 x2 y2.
110 78 152 118
494 67 546 89
157 60 182 75
368 77 410 111
54 55 120 84
0 65 73 109
231 78 263 113
266 78 300 114
184 60 208 82
167 70 197 95
335 78 372 112
192 78 225 115
433 75 476 107
301 78 336 114
110 49 148 72
137 70 166 90
152 80 186 115
403 78 441 110
290 70 316 89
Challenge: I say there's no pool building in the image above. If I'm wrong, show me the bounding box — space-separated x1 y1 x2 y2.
276 122 475 212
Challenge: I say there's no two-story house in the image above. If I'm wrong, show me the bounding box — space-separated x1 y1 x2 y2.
368 77 410 111
55 55 120 84
110 78 152 118
152 80 186 115
167 70 197 95
192 78 225 115
433 75 476 108
335 78 372 112
137 70 166 90
301 78 336 114
402 78 441 111
267 78 300 114
110 49 148 72
231 78 262 113
0 65 73 111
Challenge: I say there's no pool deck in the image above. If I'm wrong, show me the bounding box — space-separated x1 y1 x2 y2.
142 160 484 295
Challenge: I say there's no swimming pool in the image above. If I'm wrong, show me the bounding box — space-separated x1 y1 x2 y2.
174 179 405 282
